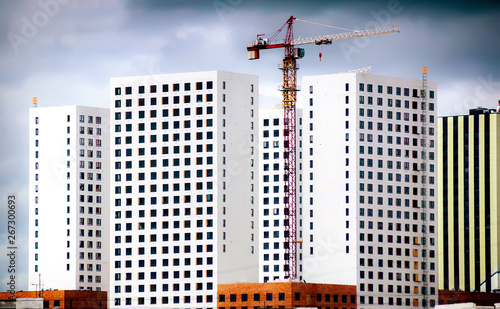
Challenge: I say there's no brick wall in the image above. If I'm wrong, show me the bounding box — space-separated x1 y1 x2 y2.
438 290 500 307
218 282 356 309
0 290 107 309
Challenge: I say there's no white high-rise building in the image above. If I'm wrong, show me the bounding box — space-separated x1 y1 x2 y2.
109 71 259 308
28 106 110 291
258 108 303 283
300 72 439 308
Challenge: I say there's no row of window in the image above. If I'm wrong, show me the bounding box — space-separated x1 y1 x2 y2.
114 294 214 306
115 146 214 158
115 220 214 231
78 172 103 181
357 96 435 110
359 157 435 169
34 240 102 250
357 83 435 99
359 246 435 260
77 115 102 124
114 93 218 107
115 208 213 220
78 274 102 283
78 161 103 170
358 169 435 182
79 228 102 237
359 188 435 200
359 295 436 307
115 184 214 195
115 108 213 124
79 218 102 225
79 263 102 271
78 138 103 147
360 207 435 220
114 81 215 96
115 106 214 118
262 130 281 138
113 257 212 269
359 108 435 122
114 232 214 248
262 118 280 126
359 233 435 248
359 269 435 283
359 220 435 232
219 292 355 303
358 121 435 135
115 282 213 294
114 247 214 267
115 135 214 147
359 258 435 270
114 194 214 206
77 149 102 158
78 126 102 135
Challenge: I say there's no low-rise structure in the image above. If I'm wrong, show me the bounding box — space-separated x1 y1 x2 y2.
218 282 356 309
438 290 500 307
0 290 107 309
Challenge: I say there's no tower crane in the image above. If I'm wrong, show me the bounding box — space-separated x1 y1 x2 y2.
247 15 399 280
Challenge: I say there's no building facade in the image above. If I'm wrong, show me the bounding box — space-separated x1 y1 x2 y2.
438 107 500 293
109 71 259 308
258 108 303 282
300 72 439 308
29 106 110 291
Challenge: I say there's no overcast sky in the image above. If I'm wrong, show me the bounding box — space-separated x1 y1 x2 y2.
1 0 499 291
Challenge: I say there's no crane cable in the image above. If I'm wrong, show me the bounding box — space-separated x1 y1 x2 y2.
295 18 356 61
295 18 357 32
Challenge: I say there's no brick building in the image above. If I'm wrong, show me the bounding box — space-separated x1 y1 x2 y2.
0 290 107 309
218 282 356 309
438 290 500 307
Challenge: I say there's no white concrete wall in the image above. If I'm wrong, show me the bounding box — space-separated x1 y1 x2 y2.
302 73 358 285
302 72 439 308
109 71 259 308
15 298 43 309
215 71 260 284
29 106 110 291
257 108 303 282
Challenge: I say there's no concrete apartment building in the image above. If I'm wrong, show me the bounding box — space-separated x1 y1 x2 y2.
258 108 303 283
28 106 110 291
109 71 259 308
438 107 500 293
299 72 439 308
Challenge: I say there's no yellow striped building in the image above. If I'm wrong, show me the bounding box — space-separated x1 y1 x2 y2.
438 107 500 293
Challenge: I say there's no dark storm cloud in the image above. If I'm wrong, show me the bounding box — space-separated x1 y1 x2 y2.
125 0 500 17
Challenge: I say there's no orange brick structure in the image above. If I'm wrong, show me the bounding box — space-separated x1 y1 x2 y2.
438 290 500 307
218 282 356 309
0 290 107 309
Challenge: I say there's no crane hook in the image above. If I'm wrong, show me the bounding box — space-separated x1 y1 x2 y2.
319 52 322 62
